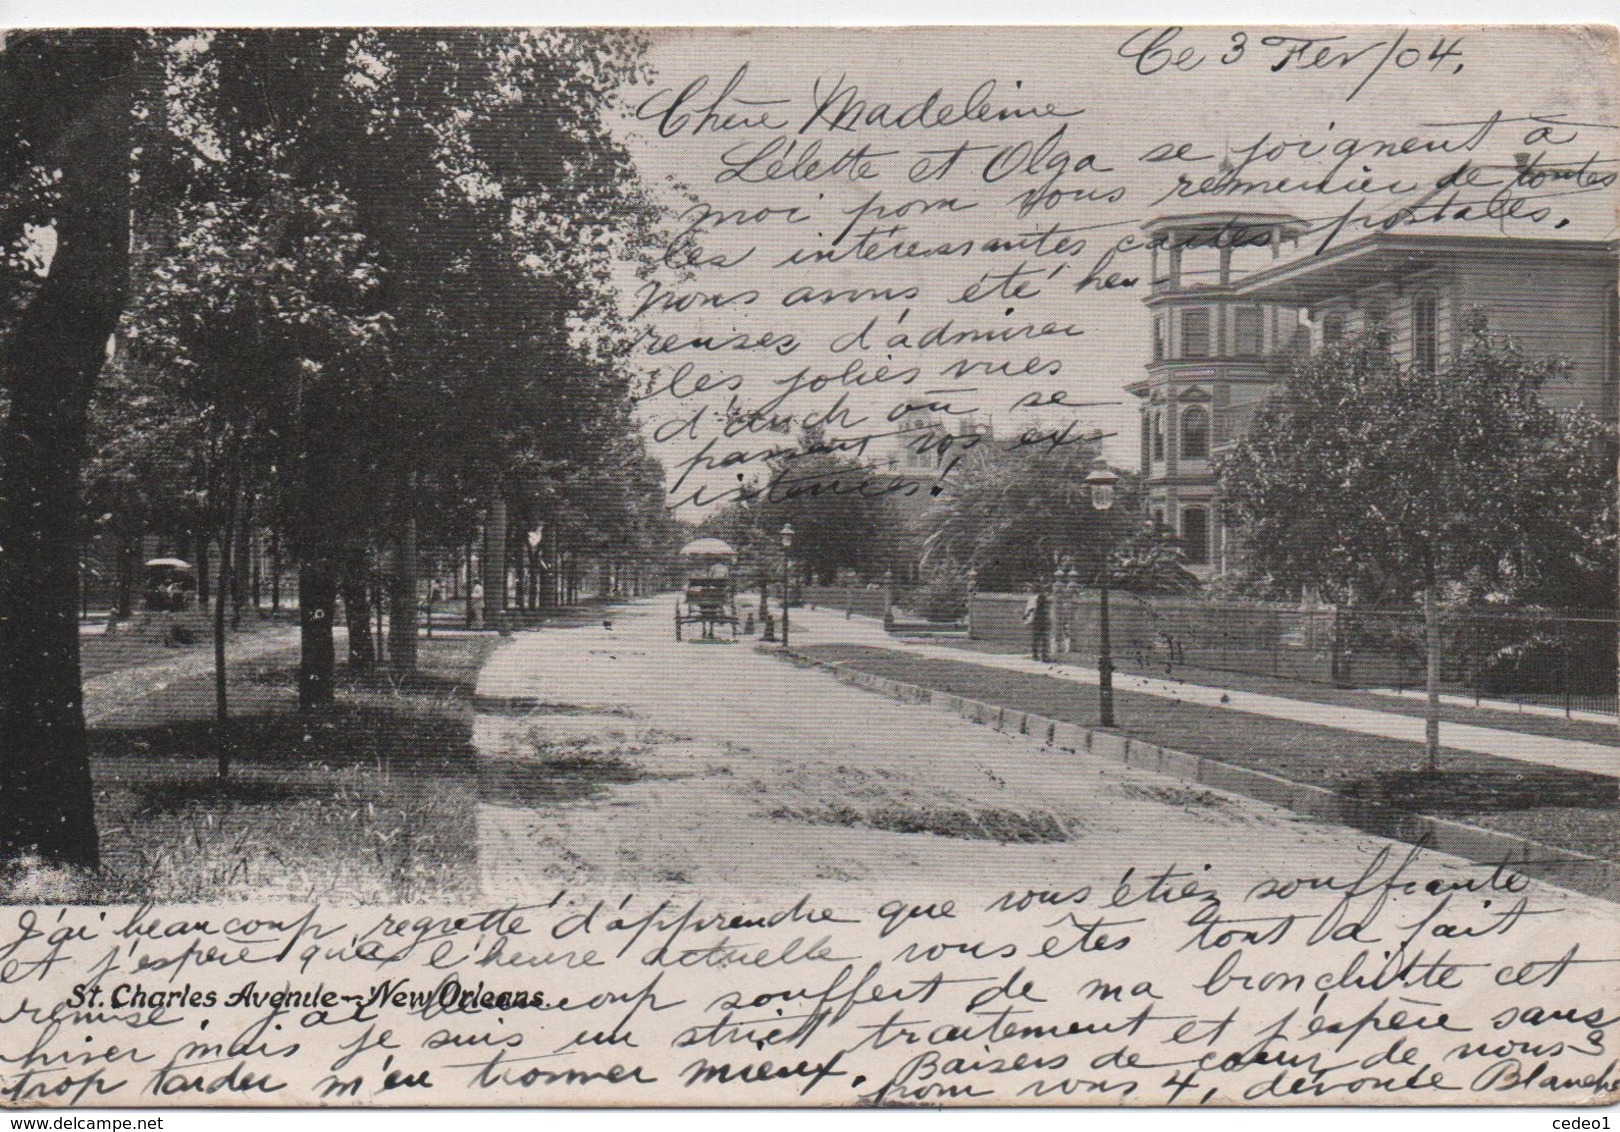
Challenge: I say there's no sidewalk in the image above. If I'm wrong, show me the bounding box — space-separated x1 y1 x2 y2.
784 605 1618 778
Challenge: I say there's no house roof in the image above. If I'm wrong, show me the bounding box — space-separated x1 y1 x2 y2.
1140 211 1310 246
1231 233 1618 305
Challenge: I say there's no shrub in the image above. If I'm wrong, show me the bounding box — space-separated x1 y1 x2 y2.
912 573 969 623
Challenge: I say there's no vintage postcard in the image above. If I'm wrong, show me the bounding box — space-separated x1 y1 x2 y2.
0 23 1616 1113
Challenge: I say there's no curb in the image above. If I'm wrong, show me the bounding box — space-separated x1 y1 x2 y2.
778 648 1620 903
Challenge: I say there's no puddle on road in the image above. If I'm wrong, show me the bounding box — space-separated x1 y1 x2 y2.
477 750 646 807
769 799 1079 844
472 697 638 718
469 698 729 809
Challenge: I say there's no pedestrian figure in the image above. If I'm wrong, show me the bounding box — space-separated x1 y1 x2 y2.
1023 584 1050 662
470 580 485 629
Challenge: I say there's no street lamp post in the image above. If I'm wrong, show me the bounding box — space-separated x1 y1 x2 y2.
780 524 795 649
964 566 979 635
1063 564 1080 654
1085 463 1120 728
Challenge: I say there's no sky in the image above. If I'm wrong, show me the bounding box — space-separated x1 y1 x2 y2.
605 26 1618 512
7 16 1616 516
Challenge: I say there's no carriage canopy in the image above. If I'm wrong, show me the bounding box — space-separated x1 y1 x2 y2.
678 538 737 559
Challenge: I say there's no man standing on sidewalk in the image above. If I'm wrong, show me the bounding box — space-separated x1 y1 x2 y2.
1023 583 1050 662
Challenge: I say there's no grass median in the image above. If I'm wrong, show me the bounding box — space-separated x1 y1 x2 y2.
4 635 501 904
949 637 1620 746
794 642 1620 864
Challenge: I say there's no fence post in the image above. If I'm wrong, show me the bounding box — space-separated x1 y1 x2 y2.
1562 631 1572 718
1394 615 1405 694
1471 620 1481 707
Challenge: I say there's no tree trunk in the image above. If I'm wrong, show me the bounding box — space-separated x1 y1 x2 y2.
512 530 526 617
0 33 137 867
194 532 211 606
340 552 374 670
250 526 262 612
269 530 282 613
373 570 385 665
389 515 419 674
1423 582 1442 773
231 498 252 629
115 519 138 620
299 558 338 710
0 336 106 866
483 497 507 628
212 449 242 778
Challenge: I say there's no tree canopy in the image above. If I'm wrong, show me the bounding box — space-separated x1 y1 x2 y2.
1218 317 1616 769
1218 319 1616 611
920 435 1189 594
0 29 671 865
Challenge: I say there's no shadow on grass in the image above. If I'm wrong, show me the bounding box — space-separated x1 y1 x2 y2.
91 704 474 775
236 662 478 700
126 774 338 816
59 639 505 904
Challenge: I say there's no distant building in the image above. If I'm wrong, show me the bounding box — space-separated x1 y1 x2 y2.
869 402 995 579
1125 211 1311 579
1130 218 1620 578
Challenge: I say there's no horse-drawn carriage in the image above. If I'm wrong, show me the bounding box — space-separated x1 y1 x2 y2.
675 537 740 641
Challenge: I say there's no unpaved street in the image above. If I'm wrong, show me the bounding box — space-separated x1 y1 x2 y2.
468 597 1620 925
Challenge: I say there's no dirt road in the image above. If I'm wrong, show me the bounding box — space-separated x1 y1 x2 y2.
467 597 1620 923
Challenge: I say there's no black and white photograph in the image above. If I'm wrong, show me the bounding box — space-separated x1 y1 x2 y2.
0 16 1616 1114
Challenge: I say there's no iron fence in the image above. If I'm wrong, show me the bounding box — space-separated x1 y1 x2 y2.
1335 608 1617 717
1049 598 1618 718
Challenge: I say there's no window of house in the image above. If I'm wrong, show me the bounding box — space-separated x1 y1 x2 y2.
1608 288 1618 375
1180 405 1210 460
1152 507 1165 531
1141 412 1152 468
1607 289 1619 413
1151 411 1165 461
1322 312 1345 344
1152 316 1164 360
1181 507 1209 565
1413 294 1438 370
1233 307 1263 356
1180 308 1211 357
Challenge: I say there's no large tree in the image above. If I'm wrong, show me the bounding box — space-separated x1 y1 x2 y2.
2 28 662 865
179 28 657 699
1219 319 1615 769
121 177 390 737
130 29 656 703
757 429 891 586
0 31 141 867
920 433 1187 594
